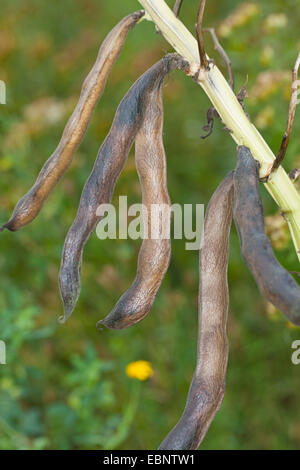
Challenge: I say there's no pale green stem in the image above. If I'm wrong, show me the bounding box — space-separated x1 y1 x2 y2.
138 0 300 262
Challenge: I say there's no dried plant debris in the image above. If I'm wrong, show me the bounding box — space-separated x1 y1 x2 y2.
201 106 219 139
270 52 300 174
196 0 209 70
204 28 234 91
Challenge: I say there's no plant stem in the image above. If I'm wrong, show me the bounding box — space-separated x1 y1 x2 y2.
138 0 300 262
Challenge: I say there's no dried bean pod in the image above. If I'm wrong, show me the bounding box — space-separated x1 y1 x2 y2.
159 172 234 450
234 146 300 325
0 11 144 232
59 54 189 323
98 71 171 330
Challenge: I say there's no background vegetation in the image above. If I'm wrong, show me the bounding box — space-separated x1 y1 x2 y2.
0 0 300 450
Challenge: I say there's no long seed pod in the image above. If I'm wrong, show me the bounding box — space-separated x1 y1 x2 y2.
159 172 234 450
98 70 171 330
234 145 300 326
59 54 189 324
0 11 144 232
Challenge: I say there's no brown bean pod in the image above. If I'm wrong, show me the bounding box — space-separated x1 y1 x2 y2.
58 54 189 324
234 145 300 325
98 70 171 330
0 11 144 232
159 172 234 450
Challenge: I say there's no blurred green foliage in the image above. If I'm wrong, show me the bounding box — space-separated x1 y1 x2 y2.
0 0 300 450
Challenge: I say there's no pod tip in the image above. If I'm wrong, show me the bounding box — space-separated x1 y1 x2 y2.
58 315 66 324
0 222 10 232
96 320 104 331
0 221 16 232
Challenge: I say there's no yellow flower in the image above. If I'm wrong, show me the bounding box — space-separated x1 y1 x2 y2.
126 361 153 381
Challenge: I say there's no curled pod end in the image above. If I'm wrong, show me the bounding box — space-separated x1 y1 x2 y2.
57 298 77 325
96 320 104 331
99 311 127 330
100 291 155 330
58 270 81 324
0 221 16 232
57 314 67 325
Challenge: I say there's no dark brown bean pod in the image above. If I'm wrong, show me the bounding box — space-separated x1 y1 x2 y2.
234 145 300 325
0 11 144 232
58 54 189 324
159 172 234 450
98 71 171 330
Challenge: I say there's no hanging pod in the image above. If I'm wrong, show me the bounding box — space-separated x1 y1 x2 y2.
159 172 234 450
58 54 189 323
0 11 144 232
98 61 171 330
